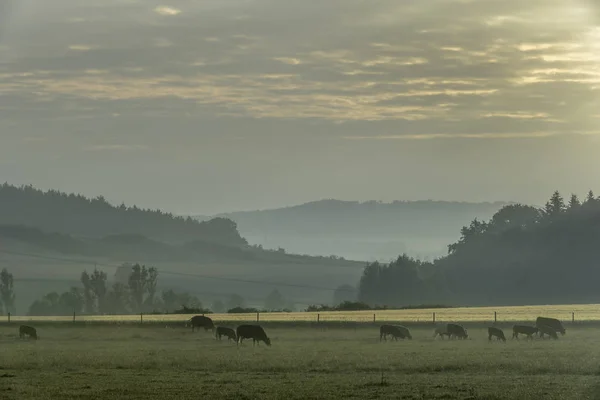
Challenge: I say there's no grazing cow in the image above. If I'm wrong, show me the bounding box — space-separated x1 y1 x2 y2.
187 315 215 332
215 326 237 342
433 325 450 339
512 325 538 340
19 325 38 340
236 325 271 346
538 324 559 340
536 317 565 336
488 327 506 342
447 323 468 339
379 324 412 341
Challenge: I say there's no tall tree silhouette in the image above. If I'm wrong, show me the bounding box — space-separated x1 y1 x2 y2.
89 269 108 314
80 271 95 314
0 269 15 315
543 190 566 218
128 264 149 313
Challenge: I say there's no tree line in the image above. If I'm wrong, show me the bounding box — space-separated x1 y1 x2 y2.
0 183 247 247
357 190 600 306
25 264 294 316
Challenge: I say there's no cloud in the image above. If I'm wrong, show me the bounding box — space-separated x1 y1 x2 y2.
273 57 303 65
1 0 600 140
68 45 92 51
154 6 181 16
344 129 600 140
344 132 562 140
84 144 149 152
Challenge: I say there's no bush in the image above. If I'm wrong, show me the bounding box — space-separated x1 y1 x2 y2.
305 301 373 312
305 301 452 312
172 306 212 314
227 307 260 314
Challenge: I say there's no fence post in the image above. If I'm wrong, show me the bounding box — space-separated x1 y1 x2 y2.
572 312 575 324
432 312 436 324
140 312 143 324
373 313 376 323
73 311 76 323
7 312 10 323
317 313 320 323
256 312 259 322
494 311 497 323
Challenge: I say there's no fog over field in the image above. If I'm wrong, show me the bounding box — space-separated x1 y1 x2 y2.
198 200 511 261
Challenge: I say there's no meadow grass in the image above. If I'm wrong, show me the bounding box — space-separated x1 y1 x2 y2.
0 321 599 399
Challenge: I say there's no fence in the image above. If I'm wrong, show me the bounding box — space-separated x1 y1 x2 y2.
4 304 598 324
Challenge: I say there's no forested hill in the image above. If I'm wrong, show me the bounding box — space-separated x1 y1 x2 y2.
0 184 246 246
198 199 510 260
358 190 600 307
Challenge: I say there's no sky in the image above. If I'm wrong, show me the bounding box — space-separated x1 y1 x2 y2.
2 0 600 215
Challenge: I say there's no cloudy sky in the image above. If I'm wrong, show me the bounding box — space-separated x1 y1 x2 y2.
2 0 600 214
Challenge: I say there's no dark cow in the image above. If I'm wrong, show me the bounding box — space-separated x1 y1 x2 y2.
488 327 506 342
447 323 468 339
379 324 412 341
433 325 450 339
536 317 565 336
187 315 215 332
512 325 538 340
19 325 38 340
538 324 559 340
236 325 271 346
215 326 237 342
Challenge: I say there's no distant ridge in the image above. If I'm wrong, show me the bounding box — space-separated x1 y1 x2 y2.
194 199 513 260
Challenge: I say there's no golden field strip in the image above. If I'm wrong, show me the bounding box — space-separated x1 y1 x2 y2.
8 304 599 323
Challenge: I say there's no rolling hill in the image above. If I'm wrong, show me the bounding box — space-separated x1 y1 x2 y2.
196 199 512 261
0 183 246 246
0 185 365 314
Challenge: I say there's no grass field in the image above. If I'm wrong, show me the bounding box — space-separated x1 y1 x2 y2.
0 320 599 399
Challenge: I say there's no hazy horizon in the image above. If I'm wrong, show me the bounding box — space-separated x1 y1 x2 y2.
3 0 600 215
189 198 512 218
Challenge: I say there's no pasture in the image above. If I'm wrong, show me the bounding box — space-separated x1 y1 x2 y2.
0 320 599 399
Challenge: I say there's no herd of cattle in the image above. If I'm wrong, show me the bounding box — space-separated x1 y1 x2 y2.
15 315 273 346
15 315 566 345
188 315 272 345
381 316 566 342
187 315 567 344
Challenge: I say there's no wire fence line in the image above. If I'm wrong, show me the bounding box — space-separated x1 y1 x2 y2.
3 304 599 324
